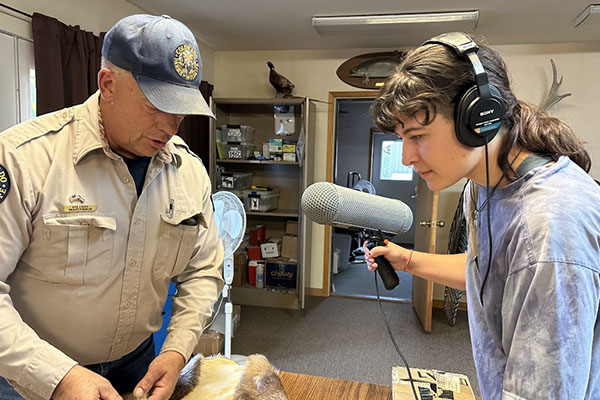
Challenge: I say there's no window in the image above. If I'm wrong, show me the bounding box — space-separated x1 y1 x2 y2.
380 140 413 181
0 29 35 132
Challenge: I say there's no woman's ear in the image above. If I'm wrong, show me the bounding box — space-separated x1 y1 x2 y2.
98 68 116 103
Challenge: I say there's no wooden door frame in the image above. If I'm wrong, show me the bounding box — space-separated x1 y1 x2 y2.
318 91 379 296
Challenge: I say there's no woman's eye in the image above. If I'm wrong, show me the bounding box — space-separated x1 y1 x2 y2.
411 135 423 141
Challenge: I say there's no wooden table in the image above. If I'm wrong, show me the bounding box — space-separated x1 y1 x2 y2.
280 371 392 400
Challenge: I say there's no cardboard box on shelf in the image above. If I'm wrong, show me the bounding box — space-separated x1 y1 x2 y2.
268 138 283 154
282 235 298 259
282 141 296 153
282 152 296 162
265 258 297 289
285 220 298 235
233 251 248 287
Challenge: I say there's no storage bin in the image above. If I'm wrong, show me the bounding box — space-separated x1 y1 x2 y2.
221 124 255 143
225 143 255 159
220 172 252 189
241 189 279 212
222 188 244 202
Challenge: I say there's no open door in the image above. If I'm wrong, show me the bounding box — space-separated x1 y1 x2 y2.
411 177 439 332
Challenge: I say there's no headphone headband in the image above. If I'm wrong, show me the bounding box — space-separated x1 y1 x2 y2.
424 33 491 100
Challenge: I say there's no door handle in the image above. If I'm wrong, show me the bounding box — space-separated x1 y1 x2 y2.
419 220 445 228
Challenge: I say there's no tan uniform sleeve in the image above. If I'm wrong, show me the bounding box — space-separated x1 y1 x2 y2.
0 138 77 399
160 165 224 362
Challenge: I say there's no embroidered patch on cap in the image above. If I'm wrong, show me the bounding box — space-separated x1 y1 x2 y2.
0 164 10 204
173 44 199 81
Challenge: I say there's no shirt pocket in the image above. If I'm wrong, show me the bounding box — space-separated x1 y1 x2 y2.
152 212 203 284
40 214 117 286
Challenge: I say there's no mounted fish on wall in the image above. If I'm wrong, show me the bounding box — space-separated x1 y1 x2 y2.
337 50 405 89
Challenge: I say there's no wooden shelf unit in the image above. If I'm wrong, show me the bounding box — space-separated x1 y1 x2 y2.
209 98 315 310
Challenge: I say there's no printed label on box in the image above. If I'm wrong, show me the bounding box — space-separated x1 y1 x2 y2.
250 195 260 211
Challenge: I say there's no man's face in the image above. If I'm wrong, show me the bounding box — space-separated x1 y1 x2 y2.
106 74 185 159
394 111 482 191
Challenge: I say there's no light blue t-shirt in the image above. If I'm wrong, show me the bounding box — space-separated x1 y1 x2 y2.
465 156 600 399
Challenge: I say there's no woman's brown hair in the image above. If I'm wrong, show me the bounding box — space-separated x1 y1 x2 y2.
371 37 591 176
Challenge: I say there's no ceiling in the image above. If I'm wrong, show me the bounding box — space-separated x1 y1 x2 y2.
127 0 600 51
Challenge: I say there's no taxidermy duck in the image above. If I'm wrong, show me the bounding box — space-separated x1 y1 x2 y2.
267 61 295 98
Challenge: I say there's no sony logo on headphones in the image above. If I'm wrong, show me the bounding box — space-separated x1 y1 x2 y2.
480 109 495 117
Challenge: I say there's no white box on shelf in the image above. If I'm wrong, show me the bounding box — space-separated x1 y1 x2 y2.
260 238 282 258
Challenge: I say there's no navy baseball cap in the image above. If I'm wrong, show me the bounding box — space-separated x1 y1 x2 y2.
102 14 214 117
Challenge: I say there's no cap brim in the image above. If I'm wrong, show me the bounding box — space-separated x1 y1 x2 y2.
134 74 215 118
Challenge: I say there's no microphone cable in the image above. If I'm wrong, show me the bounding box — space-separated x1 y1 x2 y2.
374 271 419 400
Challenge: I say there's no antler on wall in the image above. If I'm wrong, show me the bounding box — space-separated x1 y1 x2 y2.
539 59 572 112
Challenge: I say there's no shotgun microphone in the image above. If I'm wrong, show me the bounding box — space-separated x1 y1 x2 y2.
301 182 413 290
301 182 413 235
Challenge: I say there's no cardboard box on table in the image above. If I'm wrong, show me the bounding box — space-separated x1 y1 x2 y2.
392 367 476 400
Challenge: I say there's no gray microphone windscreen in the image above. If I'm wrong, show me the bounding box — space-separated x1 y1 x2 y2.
301 182 413 235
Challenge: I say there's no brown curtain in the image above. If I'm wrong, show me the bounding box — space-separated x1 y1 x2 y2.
31 12 213 165
32 12 104 116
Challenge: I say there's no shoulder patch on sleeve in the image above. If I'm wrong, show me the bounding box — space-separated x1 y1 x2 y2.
0 165 11 204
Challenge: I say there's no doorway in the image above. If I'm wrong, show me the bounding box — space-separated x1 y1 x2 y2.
330 96 417 302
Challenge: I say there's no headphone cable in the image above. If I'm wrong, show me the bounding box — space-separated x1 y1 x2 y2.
477 147 524 305
479 144 494 306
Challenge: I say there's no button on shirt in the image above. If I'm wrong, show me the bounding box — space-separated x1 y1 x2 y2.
0 92 224 399
465 156 600 399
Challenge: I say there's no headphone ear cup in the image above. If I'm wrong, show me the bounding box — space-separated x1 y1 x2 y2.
454 86 482 147
455 85 505 147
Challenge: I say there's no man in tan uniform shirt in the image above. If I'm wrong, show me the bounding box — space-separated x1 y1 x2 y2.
0 14 224 400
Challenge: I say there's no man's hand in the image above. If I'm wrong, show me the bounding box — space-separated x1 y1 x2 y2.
53 365 122 400
133 351 185 400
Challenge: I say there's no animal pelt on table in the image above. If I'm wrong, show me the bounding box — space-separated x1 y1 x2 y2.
124 354 289 400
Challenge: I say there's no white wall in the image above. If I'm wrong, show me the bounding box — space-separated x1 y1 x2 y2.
0 0 215 82
215 43 600 291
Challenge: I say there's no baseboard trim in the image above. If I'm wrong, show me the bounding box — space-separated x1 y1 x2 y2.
308 287 329 297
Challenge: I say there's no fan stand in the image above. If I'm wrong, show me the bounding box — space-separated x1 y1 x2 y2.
211 191 247 364
222 255 234 358
222 245 247 363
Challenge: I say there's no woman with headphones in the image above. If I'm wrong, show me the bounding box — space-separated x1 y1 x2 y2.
365 32 600 399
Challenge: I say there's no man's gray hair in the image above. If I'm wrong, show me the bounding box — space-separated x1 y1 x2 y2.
100 58 131 79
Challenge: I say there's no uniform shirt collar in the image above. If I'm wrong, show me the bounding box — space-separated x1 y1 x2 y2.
72 91 182 168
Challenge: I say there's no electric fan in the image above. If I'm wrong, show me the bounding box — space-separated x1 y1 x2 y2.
212 190 246 358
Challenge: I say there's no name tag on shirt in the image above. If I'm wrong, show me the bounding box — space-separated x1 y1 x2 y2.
64 204 97 213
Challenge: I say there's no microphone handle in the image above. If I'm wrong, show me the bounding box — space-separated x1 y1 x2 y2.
366 241 400 290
